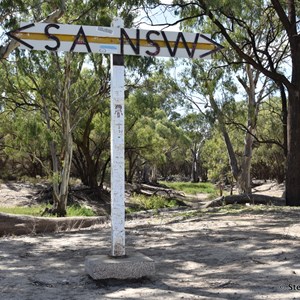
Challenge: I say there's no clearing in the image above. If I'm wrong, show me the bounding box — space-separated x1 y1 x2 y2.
1 181 299 299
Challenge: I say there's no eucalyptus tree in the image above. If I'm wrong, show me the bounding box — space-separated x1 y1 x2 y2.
125 63 190 183
202 97 286 184
182 60 272 193
252 97 286 183
1 108 48 178
177 112 210 182
154 0 299 204
72 61 111 189
0 55 51 179
1 0 162 215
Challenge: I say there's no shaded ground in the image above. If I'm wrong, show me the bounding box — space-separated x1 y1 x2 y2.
1 181 297 299
1 208 300 299
0 180 285 209
0 182 46 208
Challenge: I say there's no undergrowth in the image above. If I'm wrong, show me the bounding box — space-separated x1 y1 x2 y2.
0 204 96 217
160 181 218 196
126 194 182 213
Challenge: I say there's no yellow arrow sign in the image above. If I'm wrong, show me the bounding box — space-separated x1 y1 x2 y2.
7 23 223 58
15 32 215 51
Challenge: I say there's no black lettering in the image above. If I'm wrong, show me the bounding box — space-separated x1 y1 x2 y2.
6 23 35 49
120 28 140 55
162 31 181 57
199 34 224 58
190 33 199 58
162 31 197 58
44 24 60 51
145 30 160 56
289 284 293 290
70 26 91 53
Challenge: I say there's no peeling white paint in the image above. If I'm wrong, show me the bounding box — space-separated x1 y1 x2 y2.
110 18 126 257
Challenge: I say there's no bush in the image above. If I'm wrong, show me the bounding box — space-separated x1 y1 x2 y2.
127 194 181 213
160 181 217 195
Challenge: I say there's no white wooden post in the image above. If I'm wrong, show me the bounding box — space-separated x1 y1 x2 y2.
110 17 126 257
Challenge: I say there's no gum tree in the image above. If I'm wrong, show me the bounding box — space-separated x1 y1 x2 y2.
1 0 161 215
150 0 299 205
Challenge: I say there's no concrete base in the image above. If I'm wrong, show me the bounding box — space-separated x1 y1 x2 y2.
85 252 155 280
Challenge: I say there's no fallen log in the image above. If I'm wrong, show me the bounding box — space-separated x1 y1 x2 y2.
0 213 108 236
203 194 285 208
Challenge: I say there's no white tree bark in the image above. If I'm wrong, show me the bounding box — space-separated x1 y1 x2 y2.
55 53 73 216
237 65 265 194
209 65 266 194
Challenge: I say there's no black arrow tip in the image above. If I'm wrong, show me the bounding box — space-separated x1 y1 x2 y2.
6 23 35 50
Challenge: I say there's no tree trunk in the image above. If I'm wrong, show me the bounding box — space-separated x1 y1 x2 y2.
72 111 101 189
208 94 240 183
190 148 200 183
236 65 258 194
286 88 300 206
99 157 110 188
203 194 285 208
278 83 288 157
150 165 158 184
73 144 100 188
208 65 261 195
238 132 253 194
142 163 150 184
285 18 300 205
126 150 138 183
41 98 61 208
83 151 98 188
53 54 73 217
56 130 73 217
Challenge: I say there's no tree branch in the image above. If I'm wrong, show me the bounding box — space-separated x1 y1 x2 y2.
270 0 293 37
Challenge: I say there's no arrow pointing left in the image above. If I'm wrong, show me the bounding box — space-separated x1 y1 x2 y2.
6 23 35 49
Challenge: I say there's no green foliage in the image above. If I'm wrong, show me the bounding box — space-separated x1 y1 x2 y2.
125 64 192 181
200 96 285 183
0 0 290 194
252 98 285 182
66 204 96 217
0 204 96 217
127 194 180 212
0 205 47 216
201 127 232 182
160 181 217 196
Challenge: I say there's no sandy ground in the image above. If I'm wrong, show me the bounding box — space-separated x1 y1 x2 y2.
2 181 300 300
0 182 46 208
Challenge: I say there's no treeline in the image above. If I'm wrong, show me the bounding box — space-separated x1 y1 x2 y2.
0 54 285 186
1 0 293 215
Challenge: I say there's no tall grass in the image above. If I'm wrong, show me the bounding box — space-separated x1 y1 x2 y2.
67 205 96 217
160 181 217 195
127 194 181 213
0 205 45 216
0 204 96 217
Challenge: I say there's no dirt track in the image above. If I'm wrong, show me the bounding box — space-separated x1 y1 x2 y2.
1 207 300 300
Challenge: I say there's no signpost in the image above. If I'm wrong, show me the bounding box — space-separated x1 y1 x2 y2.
110 18 126 257
7 18 223 278
7 21 223 59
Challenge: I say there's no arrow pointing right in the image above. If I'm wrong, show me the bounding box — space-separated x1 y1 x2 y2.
199 34 224 58
6 23 35 49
